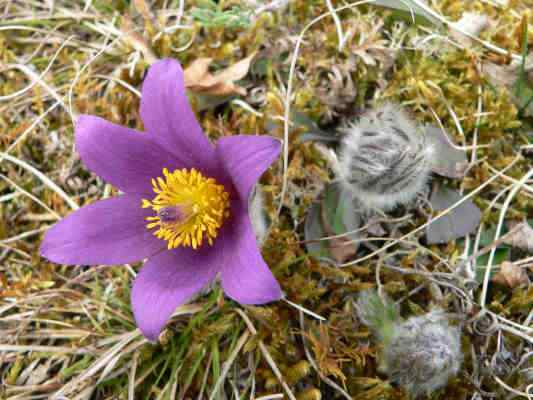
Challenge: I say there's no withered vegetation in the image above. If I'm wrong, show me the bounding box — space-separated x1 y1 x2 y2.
0 0 532 399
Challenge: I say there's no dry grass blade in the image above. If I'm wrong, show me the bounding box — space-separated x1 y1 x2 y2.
0 152 79 210
53 331 142 398
1 0 532 398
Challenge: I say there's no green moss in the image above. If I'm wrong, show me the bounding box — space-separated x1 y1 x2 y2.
1 0 532 398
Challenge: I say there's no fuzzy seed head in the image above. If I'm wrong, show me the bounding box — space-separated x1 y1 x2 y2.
384 310 462 397
338 103 433 211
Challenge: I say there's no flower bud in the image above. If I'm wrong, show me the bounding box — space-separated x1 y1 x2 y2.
338 103 433 211
356 291 462 397
384 310 462 397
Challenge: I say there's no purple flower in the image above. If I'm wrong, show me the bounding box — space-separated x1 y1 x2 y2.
40 59 282 341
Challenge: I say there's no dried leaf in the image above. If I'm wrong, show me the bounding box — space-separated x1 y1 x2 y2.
184 58 213 83
502 220 533 252
184 53 256 96
483 54 533 89
492 261 530 288
365 216 387 237
321 205 358 264
426 185 481 244
424 125 468 178
483 62 518 88
449 12 490 47
214 54 255 83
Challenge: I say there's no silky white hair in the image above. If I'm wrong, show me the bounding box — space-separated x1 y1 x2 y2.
338 103 433 211
384 310 462 397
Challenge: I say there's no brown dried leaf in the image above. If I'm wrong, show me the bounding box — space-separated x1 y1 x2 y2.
483 62 517 88
214 53 256 83
449 12 490 47
328 237 358 264
483 47 533 84
184 53 256 96
492 261 529 288
502 221 533 252
183 58 213 84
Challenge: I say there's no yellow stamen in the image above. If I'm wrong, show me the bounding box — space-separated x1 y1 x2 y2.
142 168 230 250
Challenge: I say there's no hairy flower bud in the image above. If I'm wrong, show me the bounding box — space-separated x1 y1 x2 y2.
356 291 462 397
338 103 433 211
385 310 462 397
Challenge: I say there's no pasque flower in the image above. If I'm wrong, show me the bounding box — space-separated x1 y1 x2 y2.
40 59 282 341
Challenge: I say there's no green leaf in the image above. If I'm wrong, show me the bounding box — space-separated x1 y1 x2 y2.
324 182 344 235
304 201 331 258
512 17 533 116
304 183 362 262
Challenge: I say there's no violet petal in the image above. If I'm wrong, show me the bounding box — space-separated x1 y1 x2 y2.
76 115 178 194
216 135 281 204
219 203 282 304
40 194 164 265
131 249 218 341
140 59 217 172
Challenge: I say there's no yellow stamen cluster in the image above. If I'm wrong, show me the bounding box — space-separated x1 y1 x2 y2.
142 168 230 250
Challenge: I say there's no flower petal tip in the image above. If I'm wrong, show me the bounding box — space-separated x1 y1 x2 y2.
131 250 218 342
38 195 164 266
140 58 216 169
39 229 60 263
226 286 282 305
221 260 282 305
136 322 161 343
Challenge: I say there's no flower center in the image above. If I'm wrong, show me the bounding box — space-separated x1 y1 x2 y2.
142 168 230 250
